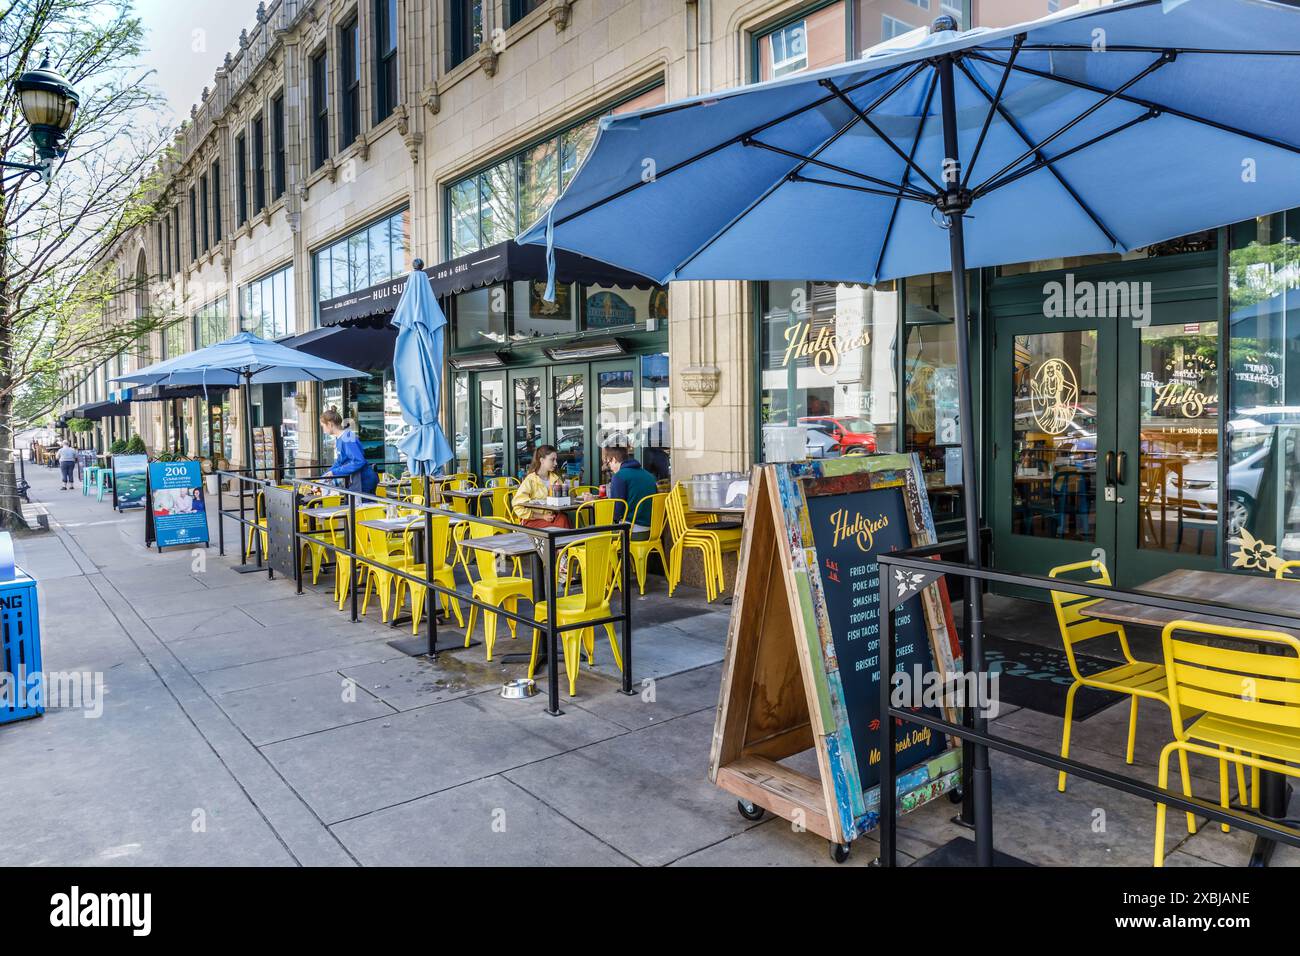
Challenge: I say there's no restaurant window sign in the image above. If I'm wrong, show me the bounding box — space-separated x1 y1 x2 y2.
1226 209 1300 573
757 280 898 461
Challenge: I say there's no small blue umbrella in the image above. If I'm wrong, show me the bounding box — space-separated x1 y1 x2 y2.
518 0 1300 862
114 330 369 467
389 262 454 477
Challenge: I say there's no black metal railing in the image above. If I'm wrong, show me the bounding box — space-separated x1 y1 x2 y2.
876 542 1300 867
214 469 633 716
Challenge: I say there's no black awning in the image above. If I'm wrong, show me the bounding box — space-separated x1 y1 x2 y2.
73 400 131 421
277 324 396 372
318 240 658 327
131 383 232 402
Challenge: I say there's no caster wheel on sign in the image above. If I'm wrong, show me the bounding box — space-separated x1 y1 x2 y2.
948 786 965 804
737 799 765 821
829 842 851 864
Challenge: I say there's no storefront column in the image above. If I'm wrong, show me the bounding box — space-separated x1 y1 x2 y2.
669 279 753 477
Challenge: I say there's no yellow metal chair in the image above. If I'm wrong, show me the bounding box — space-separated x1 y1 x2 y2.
627 493 669 595
300 495 341 584
528 533 624 696
1048 560 1196 817
352 505 399 619
575 498 626 528
1154 620 1300 866
487 485 515 521
463 522 532 661
393 516 464 635
246 491 269 557
487 476 519 488
666 483 741 601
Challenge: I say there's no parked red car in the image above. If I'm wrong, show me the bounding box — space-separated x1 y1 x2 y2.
797 416 878 454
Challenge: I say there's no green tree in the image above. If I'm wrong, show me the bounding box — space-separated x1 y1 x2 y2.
1 0 176 528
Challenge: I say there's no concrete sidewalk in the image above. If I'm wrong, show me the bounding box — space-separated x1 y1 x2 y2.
0 462 1291 867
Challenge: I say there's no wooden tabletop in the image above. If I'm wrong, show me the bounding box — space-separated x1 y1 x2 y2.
1085 569 1300 638
442 487 493 498
517 498 586 513
460 531 540 557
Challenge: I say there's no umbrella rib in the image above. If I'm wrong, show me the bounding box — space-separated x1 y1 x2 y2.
821 79 943 194
668 67 934 278
742 138 931 200
974 107 1159 201
984 44 1300 56
786 174 934 202
873 73 939 284
962 33 1025 192
969 50 1175 196
547 61 920 231
957 58 1121 247
966 50 1300 157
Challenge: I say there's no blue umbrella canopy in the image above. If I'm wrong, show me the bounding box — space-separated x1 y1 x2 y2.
389 269 454 476
112 330 369 388
520 0 1300 284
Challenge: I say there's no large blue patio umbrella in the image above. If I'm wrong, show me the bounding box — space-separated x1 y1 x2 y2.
113 330 369 470
518 0 1300 863
389 261 454 477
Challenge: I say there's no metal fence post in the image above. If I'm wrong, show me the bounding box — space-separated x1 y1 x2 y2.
425 504 438 657
293 487 304 595
239 476 248 564
545 532 562 716
217 473 225 556
348 491 359 623
877 558 897 868
620 525 633 697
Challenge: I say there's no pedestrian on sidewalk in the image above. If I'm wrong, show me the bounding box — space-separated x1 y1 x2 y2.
56 442 77 490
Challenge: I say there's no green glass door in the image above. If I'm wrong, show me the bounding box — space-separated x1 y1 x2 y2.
508 368 546 479
1114 297 1221 582
992 313 1118 580
550 364 588 483
478 372 507 479
594 359 639 484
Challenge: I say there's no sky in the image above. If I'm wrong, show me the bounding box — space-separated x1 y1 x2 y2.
135 0 260 124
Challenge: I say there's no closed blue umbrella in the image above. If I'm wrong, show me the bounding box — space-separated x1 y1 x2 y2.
389 263 454 477
519 0 1300 863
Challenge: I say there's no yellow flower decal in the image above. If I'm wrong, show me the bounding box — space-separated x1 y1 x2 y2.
1229 528 1281 573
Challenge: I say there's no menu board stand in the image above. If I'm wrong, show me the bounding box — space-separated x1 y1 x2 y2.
708 454 964 862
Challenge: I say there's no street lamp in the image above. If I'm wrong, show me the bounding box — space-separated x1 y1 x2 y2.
5 52 79 184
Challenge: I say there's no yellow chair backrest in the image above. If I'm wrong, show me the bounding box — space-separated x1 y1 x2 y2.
564 533 618 609
666 484 691 539
630 493 668 538
300 494 342 531
490 486 514 521
1047 560 1128 681
404 513 453 568
487 476 518 488
1161 620 1300 735
578 498 625 527
466 521 505 580
353 504 387 556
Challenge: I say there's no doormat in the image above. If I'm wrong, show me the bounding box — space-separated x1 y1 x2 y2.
911 836 1034 867
983 635 1121 721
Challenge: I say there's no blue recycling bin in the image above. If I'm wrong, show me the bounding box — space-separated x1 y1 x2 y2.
0 534 41 724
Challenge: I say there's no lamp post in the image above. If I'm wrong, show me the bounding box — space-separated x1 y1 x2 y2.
4 52 79 184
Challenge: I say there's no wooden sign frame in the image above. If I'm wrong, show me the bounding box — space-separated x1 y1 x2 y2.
709 453 964 850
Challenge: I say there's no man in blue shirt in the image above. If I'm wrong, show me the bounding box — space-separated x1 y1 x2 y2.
320 408 378 494
602 446 658 533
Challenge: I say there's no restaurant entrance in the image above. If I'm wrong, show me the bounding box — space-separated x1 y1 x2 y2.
988 255 1223 588
464 354 669 487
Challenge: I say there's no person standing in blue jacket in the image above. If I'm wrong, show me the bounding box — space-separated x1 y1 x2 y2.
319 408 378 494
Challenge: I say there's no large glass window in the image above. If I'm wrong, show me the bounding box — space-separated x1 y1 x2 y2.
1226 210 1300 571
446 88 664 257
454 284 508 348
374 0 398 123
757 280 898 461
449 0 483 69
240 265 295 339
272 93 286 199
310 48 329 171
312 208 409 310
252 115 266 212
339 16 361 148
193 297 229 348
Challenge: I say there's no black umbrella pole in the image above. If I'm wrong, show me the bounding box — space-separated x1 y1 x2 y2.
939 49 993 867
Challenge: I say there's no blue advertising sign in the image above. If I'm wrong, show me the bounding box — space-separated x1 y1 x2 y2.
148 461 209 549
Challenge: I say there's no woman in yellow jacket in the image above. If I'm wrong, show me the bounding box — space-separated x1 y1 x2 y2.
512 445 573 529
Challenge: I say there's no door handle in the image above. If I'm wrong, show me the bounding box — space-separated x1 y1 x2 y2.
1105 451 1116 486
1116 451 1128 485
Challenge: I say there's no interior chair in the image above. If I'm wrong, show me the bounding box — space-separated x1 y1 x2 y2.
463 521 532 661
529 533 623 697
1154 620 1300 866
626 493 669 595
1048 560 1203 832
393 515 464 635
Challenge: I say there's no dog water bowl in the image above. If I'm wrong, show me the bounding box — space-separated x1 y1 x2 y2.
500 678 537 699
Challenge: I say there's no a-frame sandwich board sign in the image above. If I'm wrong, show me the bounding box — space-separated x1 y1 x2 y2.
708 454 964 852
